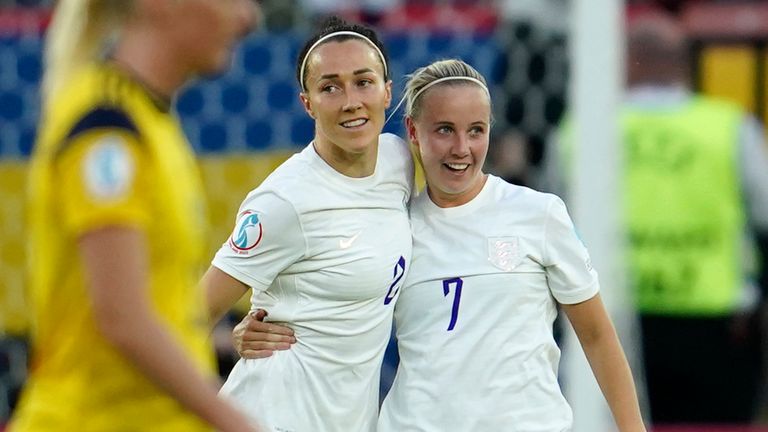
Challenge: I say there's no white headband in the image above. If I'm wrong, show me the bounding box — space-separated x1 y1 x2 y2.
299 31 388 92
411 76 489 102
385 76 490 124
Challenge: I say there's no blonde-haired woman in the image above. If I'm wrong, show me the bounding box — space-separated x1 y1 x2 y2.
10 1 262 431
377 58 645 431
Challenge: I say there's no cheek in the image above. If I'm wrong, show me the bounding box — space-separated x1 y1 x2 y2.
419 143 443 169
180 24 217 54
474 142 490 165
361 99 384 120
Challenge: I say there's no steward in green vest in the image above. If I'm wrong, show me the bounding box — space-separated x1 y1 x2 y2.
549 11 768 425
624 97 744 316
556 97 746 315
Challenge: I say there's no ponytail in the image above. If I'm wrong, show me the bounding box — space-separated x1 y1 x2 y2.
42 0 133 102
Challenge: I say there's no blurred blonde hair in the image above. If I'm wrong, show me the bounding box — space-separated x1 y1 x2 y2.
43 0 134 102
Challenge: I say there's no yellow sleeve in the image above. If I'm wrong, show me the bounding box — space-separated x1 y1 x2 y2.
56 129 153 237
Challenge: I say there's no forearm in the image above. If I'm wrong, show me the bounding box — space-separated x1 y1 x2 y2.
563 296 645 432
579 327 645 432
203 265 250 328
102 309 255 432
81 229 257 432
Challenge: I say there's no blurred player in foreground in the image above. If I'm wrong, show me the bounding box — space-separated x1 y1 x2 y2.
10 1 263 431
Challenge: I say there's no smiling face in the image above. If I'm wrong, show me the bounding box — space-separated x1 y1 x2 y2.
408 83 491 207
300 39 392 171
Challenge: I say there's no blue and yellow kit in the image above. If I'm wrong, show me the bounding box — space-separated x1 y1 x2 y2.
11 62 215 431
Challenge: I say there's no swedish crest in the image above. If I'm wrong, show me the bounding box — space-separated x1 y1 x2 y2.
488 236 521 271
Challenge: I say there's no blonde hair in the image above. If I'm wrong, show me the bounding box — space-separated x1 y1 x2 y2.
43 0 134 102
403 59 490 120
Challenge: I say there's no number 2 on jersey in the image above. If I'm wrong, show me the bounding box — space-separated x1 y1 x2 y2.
442 277 463 331
384 256 406 305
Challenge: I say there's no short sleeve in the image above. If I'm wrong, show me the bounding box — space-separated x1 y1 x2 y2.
542 196 600 304
57 129 151 237
212 191 306 294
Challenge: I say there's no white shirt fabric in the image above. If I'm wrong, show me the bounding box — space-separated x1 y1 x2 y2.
214 133 413 432
378 175 599 432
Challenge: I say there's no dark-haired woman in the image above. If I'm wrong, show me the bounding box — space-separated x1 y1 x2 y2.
203 17 413 431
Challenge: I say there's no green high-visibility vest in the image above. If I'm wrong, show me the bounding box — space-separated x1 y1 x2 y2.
561 96 746 315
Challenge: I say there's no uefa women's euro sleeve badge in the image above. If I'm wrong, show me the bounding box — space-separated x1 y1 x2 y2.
487 236 523 272
228 210 264 255
82 135 135 202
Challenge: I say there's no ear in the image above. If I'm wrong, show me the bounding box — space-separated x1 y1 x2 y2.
299 92 315 119
384 80 393 109
405 116 418 147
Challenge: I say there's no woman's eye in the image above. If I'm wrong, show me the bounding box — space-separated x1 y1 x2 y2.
358 79 372 87
436 126 453 134
469 127 485 137
321 85 338 93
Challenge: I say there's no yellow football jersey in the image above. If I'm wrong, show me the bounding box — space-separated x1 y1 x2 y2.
11 63 215 431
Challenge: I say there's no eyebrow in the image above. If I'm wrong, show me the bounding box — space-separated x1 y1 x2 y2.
318 68 377 81
433 120 489 126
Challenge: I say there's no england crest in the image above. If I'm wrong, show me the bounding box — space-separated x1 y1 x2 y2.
487 236 521 271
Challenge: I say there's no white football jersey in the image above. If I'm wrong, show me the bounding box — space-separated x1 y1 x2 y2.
214 133 413 432
378 175 599 432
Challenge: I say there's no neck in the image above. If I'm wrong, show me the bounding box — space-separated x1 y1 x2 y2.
111 26 188 100
428 173 488 208
312 136 378 178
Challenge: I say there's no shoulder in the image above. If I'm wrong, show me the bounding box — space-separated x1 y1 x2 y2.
244 149 313 206
379 132 408 151
51 63 147 119
409 187 431 213
65 106 139 141
378 133 414 190
690 95 746 119
50 105 142 163
378 133 412 163
491 176 558 213
237 188 301 226
695 94 742 110
44 64 153 157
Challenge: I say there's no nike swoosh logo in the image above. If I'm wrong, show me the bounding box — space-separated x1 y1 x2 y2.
339 231 361 249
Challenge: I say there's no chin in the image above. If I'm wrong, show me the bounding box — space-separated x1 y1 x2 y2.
339 133 379 153
439 177 476 194
196 54 233 78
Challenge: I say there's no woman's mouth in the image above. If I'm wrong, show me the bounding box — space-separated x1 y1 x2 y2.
444 162 469 172
340 118 368 128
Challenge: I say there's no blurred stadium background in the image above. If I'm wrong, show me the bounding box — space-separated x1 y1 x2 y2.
1 0 767 430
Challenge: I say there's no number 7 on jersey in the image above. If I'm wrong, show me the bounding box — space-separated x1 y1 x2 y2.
442 277 463 331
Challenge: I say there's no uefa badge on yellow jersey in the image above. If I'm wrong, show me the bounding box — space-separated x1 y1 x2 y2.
82 135 135 202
